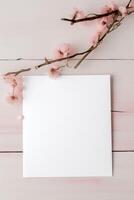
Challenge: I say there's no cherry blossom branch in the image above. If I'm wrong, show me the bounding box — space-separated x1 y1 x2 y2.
3 0 134 103
5 49 93 76
66 1 134 69
73 15 119 68
62 0 133 25
4 0 134 77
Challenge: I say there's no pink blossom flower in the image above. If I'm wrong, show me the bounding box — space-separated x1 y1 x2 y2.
118 6 128 17
90 13 109 47
108 1 118 11
100 2 117 27
101 5 110 14
6 95 20 104
3 74 23 104
48 66 61 78
3 74 17 87
97 22 108 35
101 2 117 13
6 86 22 104
54 43 74 59
3 74 23 88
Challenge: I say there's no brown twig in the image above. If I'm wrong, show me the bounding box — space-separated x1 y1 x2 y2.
73 12 119 68
5 68 31 76
4 49 95 75
126 0 132 8
37 49 94 69
61 10 118 24
74 47 94 68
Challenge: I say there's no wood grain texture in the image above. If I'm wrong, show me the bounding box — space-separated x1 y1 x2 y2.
0 152 133 200
0 0 134 198
0 60 134 151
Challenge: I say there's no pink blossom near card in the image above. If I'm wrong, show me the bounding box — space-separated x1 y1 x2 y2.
23 75 112 177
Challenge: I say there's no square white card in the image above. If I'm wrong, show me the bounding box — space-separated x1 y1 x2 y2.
23 75 112 177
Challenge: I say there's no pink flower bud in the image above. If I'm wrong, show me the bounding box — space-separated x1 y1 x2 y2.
54 43 74 59
6 95 20 104
48 66 61 78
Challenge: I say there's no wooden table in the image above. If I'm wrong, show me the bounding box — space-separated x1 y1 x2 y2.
0 0 134 199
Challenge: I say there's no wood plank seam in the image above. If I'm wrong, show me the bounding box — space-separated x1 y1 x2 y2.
0 150 134 153
0 58 134 61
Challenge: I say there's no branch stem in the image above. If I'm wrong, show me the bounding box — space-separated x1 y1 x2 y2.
62 10 118 24
4 0 134 76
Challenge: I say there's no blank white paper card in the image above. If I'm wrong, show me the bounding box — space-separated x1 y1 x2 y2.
23 75 112 177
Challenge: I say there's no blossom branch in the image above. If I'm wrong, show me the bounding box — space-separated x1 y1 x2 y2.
61 10 118 25
36 49 95 68
2 1 133 76
62 0 133 25
5 48 97 76
5 68 31 76
65 1 134 69
73 14 119 68
3 0 134 104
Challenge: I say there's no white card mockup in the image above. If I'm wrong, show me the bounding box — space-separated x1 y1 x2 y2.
23 75 112 177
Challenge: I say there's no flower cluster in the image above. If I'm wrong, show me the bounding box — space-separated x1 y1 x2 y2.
70 2 134 47
90 2 130 47
48 43 74 78
3 74 23 104
2 0 134 104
